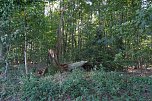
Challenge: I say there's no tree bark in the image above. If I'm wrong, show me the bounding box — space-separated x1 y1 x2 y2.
24 8 28 75
24 34 28 75
0 42 2 61
68 61 88 71
4 59 8 80
56 0 64 63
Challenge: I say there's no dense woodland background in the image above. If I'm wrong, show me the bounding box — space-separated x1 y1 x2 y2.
0 0 152 101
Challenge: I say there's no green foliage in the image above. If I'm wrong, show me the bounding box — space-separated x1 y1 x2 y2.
46 65 58 75
61 69 92 99
21 76 59 101
1 0 152 71
0 1 152 101
0 66 22 100
114 52 123 62
0 61 5 71
20 69 152 101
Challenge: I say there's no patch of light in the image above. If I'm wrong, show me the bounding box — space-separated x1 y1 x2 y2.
44 0 60 16
142 0 148 9
44 1 50 16
86 0 92 5
92 13 96 23
102 0 107 5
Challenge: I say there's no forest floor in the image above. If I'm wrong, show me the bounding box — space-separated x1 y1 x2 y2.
124 67 152 77
1 65 152 101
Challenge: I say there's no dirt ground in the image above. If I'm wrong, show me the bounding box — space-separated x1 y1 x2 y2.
124 67 152 77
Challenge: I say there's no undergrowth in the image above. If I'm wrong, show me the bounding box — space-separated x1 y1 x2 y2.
21 69 152 101
1 68 152 101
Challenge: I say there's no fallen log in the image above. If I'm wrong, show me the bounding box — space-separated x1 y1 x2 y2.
68 61 93 71
48 49 93 72
58 61 93 72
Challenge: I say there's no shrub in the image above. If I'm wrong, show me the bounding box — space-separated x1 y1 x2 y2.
21 69 152 101
21 76 59 101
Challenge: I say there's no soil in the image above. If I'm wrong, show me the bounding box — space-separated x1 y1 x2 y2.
124 67 152 77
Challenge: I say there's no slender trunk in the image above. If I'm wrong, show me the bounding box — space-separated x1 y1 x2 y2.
64 24 68 58
77 10 81 60
0 42 2 61
24 32 28 74
61 0 65 62
3 44 10 80
98 2 103 50
24 7 28 75
4 59 8 80
56 0 64 63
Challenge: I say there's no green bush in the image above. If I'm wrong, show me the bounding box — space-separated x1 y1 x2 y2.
21 76 59 101
61 69 94 100
21 69 152 101
92 71 152 100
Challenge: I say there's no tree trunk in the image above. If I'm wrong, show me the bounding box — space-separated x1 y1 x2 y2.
55 0 64 64
0 42 2 61
24 34 28 75
4 59 8 80
24 8 28 75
